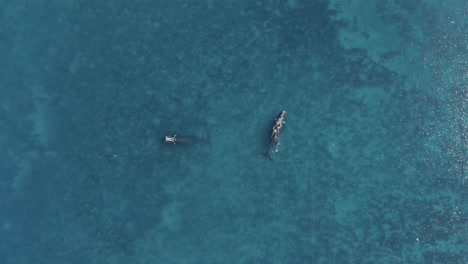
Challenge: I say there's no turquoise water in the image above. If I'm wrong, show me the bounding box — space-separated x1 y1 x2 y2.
0 1 466 263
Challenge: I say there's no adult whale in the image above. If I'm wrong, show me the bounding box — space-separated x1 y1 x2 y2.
264 110 286 160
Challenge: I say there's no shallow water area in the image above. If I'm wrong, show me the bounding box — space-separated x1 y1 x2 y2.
0 1 466 263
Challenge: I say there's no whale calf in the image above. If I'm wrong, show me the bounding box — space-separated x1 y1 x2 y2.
165 133 208 145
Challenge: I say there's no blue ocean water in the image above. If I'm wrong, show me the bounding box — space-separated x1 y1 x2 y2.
0 0 466 263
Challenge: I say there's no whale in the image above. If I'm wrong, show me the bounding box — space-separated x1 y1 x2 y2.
165 133 208 145
264 110 286 160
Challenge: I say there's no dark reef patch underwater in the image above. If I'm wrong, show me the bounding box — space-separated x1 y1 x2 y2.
0 0 466 263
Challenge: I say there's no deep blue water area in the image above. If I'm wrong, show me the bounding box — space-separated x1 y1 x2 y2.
0 1 466 263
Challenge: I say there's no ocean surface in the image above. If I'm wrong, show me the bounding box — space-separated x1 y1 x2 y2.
0 1 466 263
